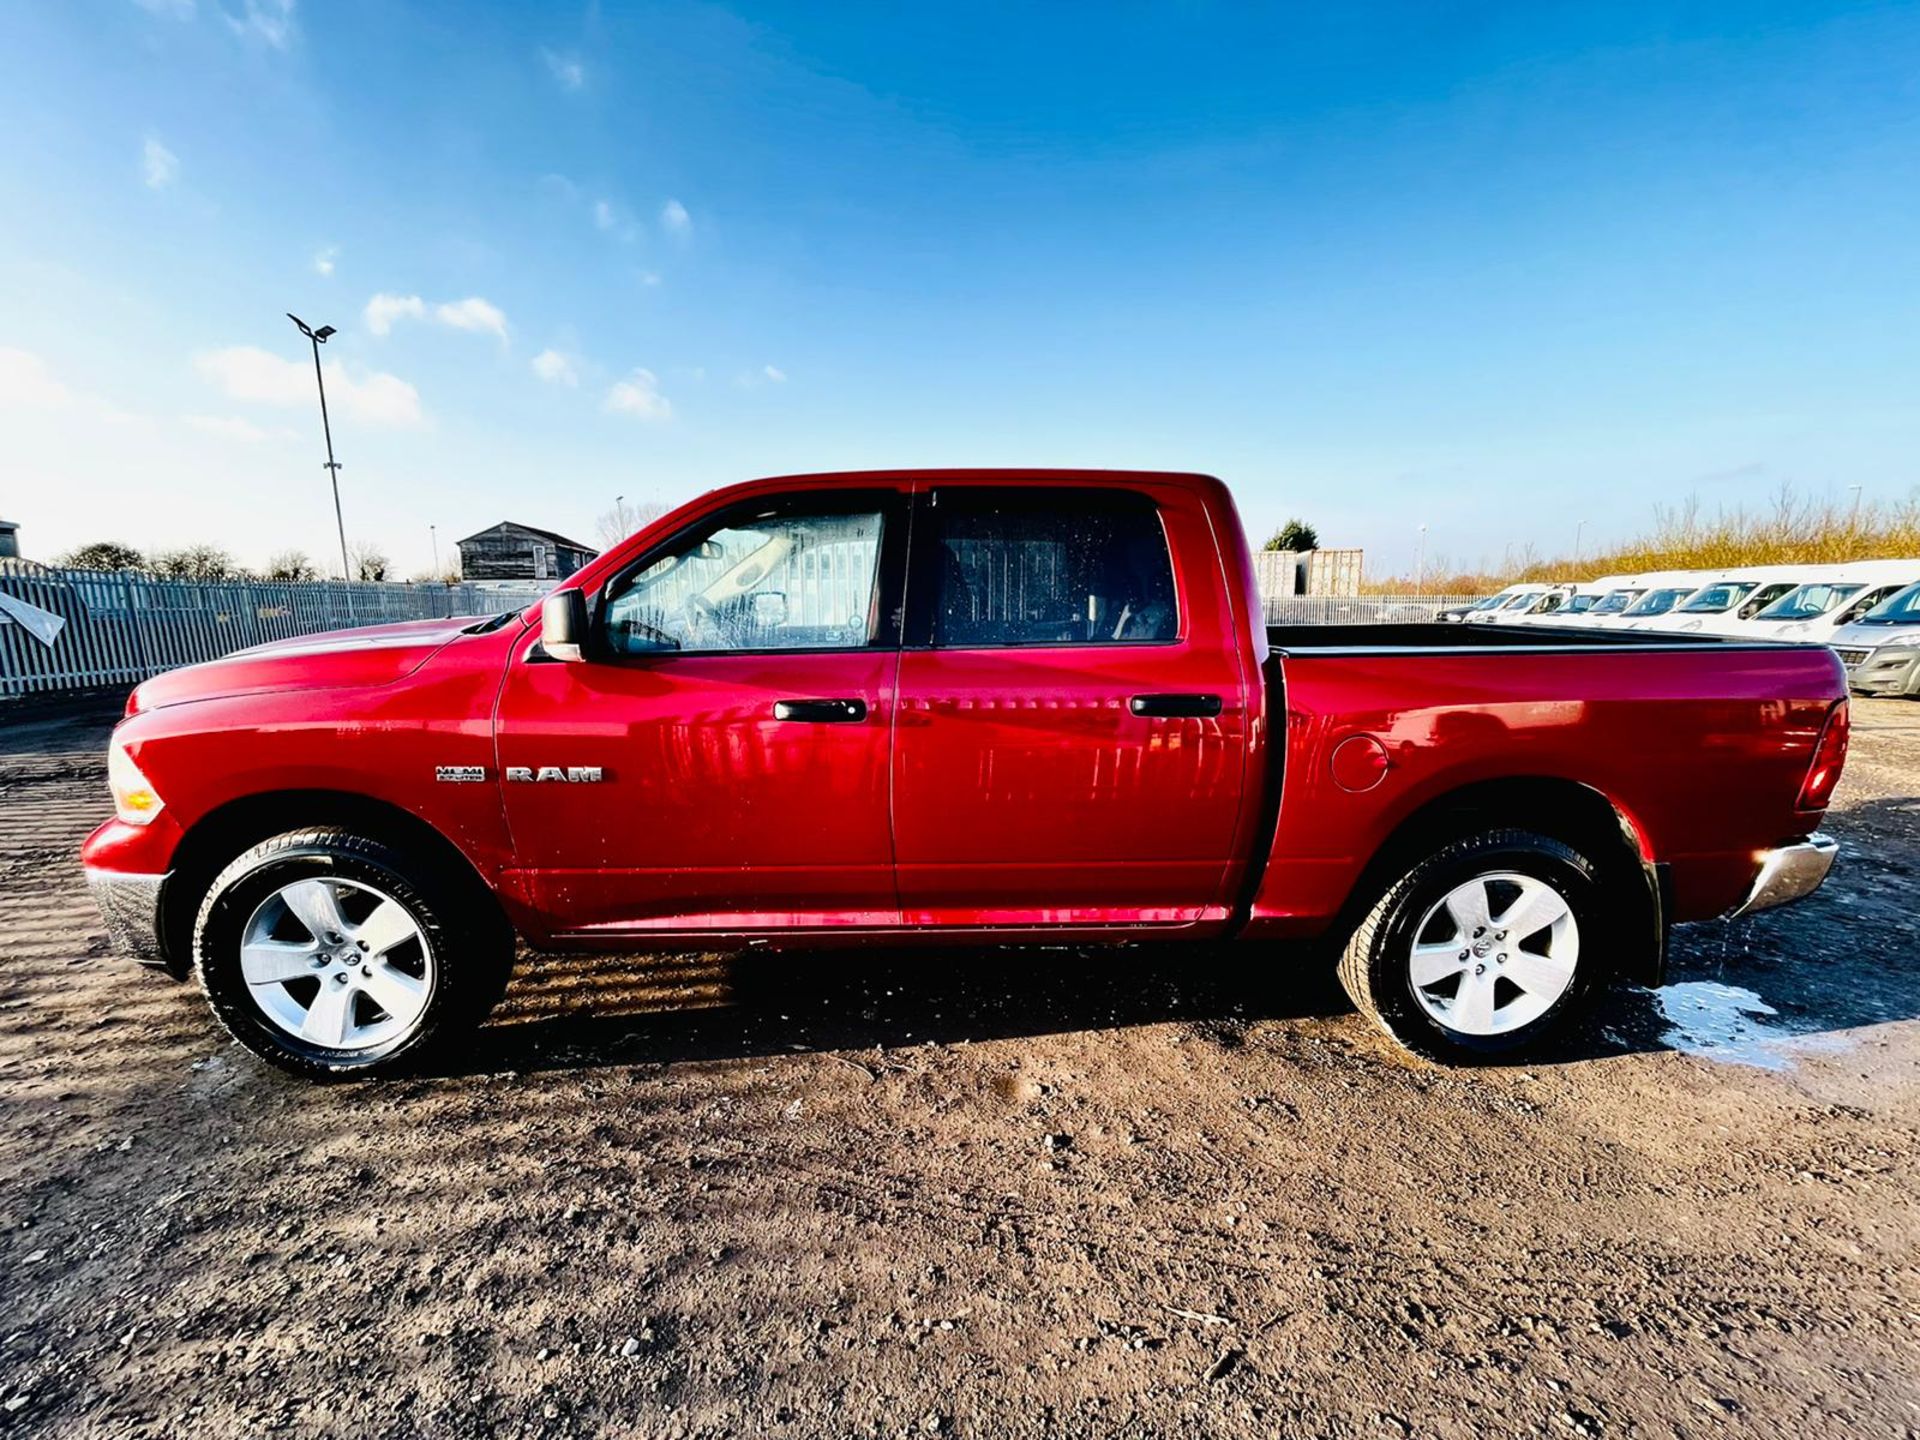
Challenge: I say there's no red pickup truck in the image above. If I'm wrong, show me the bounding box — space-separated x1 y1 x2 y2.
82 471 1849 1077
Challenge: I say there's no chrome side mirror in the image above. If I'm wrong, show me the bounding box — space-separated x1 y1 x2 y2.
541 590 589 662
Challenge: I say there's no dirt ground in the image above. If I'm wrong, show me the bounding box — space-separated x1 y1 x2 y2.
1 700 1916 1439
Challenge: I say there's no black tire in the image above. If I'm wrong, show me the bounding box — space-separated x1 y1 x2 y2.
1337 828 1605 1063
193 828 512 1080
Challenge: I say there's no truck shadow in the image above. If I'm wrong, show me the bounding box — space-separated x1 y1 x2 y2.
433 794 1919 1079
451 941 1356 1077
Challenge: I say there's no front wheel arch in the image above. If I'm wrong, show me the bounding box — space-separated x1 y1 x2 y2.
159 790 512 978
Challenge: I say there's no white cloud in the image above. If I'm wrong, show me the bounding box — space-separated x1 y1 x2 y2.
183 413 282 441
542 48 584 90
590 198 642 244
660 198 691 237
0 348 140 424
365 293 510 341
132 0 195 18
435 296 508 340
0 348 75 409
195 345 424 428
604 368 671 421
142 137 179 190
225 0 296 48
364 292 425 336
763 365 787 383
639 270 662 287
313 246 337 277
532 349 579 386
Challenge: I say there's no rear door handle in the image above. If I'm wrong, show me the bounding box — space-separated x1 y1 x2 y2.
773 698 869 723
1129 693 1223 718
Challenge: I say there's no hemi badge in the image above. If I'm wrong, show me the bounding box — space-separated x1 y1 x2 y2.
435 765 488 783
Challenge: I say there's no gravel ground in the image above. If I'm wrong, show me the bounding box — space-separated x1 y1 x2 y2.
1 699 1916 1439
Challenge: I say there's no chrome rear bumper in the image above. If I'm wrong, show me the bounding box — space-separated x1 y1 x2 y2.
1724 834 1838 920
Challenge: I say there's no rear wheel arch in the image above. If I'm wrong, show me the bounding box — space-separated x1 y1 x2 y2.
159 791 511 977
1344 775 1664 986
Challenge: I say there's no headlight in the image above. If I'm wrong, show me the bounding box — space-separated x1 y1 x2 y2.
108 743 164 825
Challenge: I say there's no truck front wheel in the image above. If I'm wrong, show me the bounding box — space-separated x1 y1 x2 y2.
192 828 511 1079
1338 829 1603 1062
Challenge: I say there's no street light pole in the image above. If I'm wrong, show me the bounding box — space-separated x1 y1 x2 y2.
1415 523 1427 593
1574 519 1588 570
430 524 440 576
288 313 349 580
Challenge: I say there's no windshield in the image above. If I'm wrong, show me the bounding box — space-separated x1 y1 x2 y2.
1466 594 1507 612
1859 582 1920 625
1506 592 1545 610
1589 588 1643 615
1755 582 1864 622
1674 581 1756 614
1559 594 1599 614
1621 587 1692 617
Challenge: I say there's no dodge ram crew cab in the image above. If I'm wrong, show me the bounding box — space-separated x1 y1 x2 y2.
81 471 1851 1078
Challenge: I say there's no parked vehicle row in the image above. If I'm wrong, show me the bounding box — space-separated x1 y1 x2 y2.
1449 559 1920 696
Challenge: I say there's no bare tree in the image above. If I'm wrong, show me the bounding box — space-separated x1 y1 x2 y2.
595 498 666 549
151 544 241 580
265 549 319 581
348 542 391 582
58 541 144 571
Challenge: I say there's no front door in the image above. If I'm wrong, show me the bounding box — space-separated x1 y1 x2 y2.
890 483 1249 929
494 486 909 938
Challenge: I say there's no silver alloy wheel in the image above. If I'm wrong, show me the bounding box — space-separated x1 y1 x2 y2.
1408 870 1579 1036
239 877 436 1051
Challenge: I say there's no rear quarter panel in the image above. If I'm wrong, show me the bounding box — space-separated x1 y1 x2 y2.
1249 644 1846 931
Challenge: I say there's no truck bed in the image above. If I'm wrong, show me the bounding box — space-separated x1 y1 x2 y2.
1267 623 1789 652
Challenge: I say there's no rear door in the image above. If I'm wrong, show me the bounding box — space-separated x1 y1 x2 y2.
890 482 1250 929
494 485 908 937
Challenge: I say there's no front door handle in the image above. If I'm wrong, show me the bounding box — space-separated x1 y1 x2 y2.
773 698 869 723
1129 693 1223 718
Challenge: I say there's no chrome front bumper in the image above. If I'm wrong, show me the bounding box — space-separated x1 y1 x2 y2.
1724 834 1838 920
83 866 171 968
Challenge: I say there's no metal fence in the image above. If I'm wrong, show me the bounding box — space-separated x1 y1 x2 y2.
0 556 1487 703
1263 593 1485 625
0 561 547 700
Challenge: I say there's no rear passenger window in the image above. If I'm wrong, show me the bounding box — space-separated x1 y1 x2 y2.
926 491 1178 647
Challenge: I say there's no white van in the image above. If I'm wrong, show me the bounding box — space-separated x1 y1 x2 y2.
1732 560 1920 642
1461 584 1535 624
1599 574 1711 629
1509 577 1628 625
1636 568 1806 635
1545 576 1665 627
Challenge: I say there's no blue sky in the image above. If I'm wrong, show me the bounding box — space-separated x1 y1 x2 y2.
3 1 1918 578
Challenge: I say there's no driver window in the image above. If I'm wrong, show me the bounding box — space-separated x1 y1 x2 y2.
603 508 884 654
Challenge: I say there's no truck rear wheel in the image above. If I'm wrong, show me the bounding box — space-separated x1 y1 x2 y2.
193 828 511 1079
1338 829 1602 1062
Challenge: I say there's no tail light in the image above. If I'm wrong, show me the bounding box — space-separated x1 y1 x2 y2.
1797 700 1849 811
